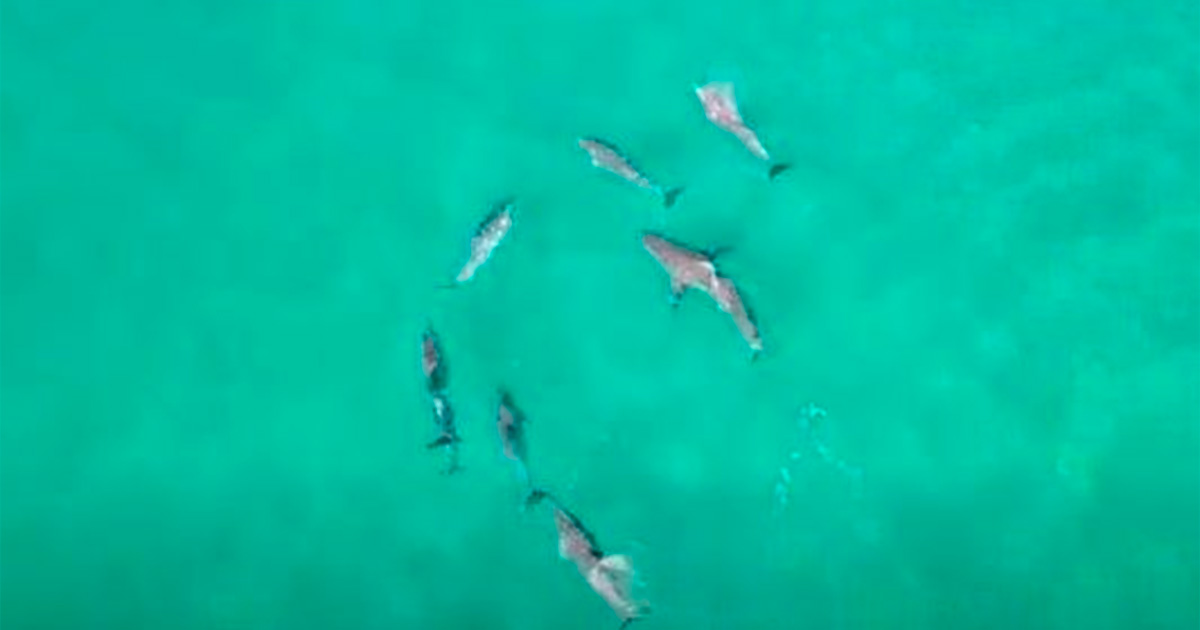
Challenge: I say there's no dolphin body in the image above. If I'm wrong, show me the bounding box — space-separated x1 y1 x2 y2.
641 232 763 357
496 389 531 486
694 81 789 180
579 137 683 208
449 198 515 285
420 324 447 394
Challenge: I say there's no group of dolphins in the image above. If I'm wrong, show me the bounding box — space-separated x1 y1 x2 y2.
418 81 787 628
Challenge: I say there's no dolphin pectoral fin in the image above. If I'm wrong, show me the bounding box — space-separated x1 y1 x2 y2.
768 163 791 180
668 279 685 307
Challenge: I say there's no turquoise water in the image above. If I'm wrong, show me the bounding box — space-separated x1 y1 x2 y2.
2 1 1198 628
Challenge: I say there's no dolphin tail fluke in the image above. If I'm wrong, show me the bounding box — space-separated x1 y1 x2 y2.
426 434 460 449
768 163 791 180
619 615 647 630
523 487 553 510
661 186 684 208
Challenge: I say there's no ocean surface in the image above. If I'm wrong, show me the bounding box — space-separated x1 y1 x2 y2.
2 0 1198 628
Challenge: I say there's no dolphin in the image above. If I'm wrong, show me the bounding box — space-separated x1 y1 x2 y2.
420 323 447 394
579 137 683 208
448 197 515 285
640 232 721 305
496 389 531 486
641 232 763 358
426 393 462 475
694 81 789 180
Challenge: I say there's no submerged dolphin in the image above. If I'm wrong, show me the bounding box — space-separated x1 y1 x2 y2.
420 323 447 394
419 323 460 473
579 137 683 208
426 393 462 474
641 232 763 358
694 81 789 180
496 389 531 486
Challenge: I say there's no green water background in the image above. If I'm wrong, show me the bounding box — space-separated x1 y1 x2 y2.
2 0 1198 628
